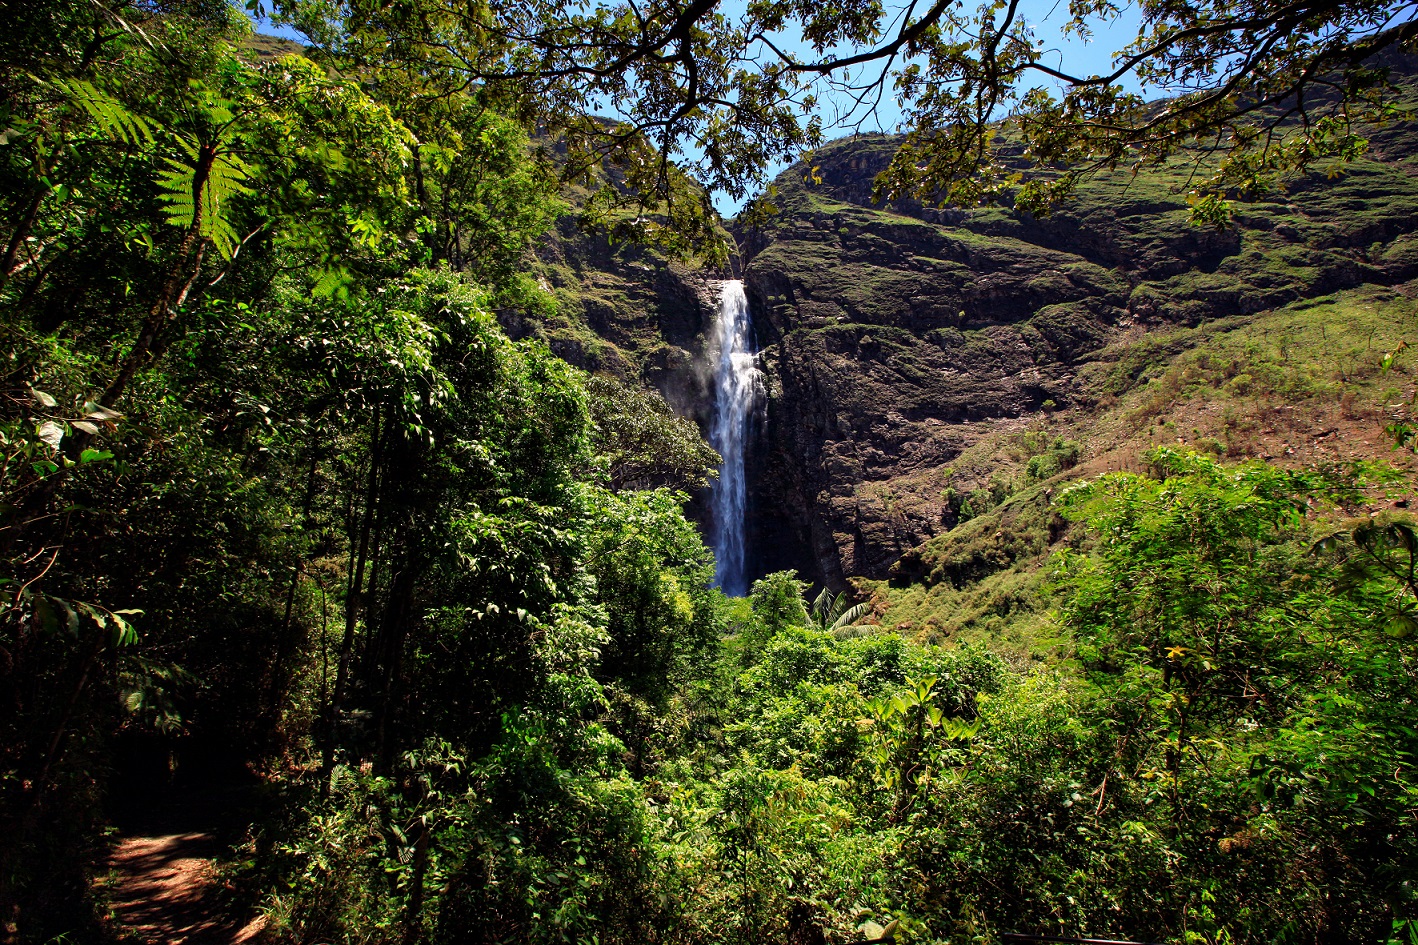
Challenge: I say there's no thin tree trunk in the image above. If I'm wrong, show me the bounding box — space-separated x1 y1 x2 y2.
1170 699 1189 831
0 622 107 944
101 234 207 409
269 449 321 716
404 819 429 945
374 542 415 775
322 407 384 789
319 583 329 727
0 189 45 292
356 480 391 687
102 143 217 408
14 247 67 313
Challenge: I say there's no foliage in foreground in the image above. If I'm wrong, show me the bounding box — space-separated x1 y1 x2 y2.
258 451 1417 945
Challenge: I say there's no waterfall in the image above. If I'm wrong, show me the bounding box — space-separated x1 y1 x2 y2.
709 280 756 596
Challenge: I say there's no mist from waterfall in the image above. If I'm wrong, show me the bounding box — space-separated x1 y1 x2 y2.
709 280 756 596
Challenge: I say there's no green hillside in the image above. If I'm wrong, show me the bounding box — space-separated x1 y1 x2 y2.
869 284 1418 657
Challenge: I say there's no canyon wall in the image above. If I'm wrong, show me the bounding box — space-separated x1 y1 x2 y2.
521 53 1418 590
735 89 1418 585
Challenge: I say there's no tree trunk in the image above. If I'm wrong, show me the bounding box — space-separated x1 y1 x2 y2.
0 620 107 944
374 541 416 775
268 448 321 717
0 189 46 293
403 818 430 945
101 142 217 409
322 408 384 789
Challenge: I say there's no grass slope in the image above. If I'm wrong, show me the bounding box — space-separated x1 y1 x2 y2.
858 283 1418 661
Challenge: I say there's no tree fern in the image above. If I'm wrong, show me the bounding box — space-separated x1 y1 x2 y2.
49 77 254 259
155 138 254 260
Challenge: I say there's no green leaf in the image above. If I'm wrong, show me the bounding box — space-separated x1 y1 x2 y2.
34 596 58 634
58 598 79 635
1386 614 1417 639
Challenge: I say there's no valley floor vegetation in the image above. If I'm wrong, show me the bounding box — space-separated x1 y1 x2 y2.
2 1 1417 944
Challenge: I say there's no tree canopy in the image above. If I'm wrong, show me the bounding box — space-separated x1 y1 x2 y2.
265 0 1418 225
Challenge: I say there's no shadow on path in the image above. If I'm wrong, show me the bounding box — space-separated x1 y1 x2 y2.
102 787 266 944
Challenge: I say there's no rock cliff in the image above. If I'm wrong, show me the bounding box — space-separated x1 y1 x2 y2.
734 67 1418 585
526 216 723 426
523 56 1418 594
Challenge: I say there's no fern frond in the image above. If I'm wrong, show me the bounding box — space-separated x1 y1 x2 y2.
156 143 254 259
203 152 254 258
312 265 353 299
47 78 153 146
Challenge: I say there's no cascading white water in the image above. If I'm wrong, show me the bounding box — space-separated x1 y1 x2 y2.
709 280 757 596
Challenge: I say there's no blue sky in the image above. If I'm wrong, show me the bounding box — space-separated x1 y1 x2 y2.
724 0 1144 132
248 0 1145 214
699 0 1146 212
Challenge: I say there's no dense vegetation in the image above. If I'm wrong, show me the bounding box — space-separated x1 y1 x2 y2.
2 1 1417 944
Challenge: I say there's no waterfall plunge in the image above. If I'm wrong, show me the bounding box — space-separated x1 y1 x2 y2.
709 280 757 596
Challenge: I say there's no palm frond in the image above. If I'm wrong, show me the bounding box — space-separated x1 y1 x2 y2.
829 601 870 633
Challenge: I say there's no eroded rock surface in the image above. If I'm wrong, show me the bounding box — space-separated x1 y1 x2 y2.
735 68 1418 583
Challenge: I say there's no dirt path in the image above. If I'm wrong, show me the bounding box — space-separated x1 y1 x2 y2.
101 780 268 945
105 829 265 944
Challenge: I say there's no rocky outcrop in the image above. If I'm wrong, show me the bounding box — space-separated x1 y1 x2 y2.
736 89 1418 584
526 217 724 427
528 57 1418 590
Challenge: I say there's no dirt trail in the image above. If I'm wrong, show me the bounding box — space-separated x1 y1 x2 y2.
103 786 267 945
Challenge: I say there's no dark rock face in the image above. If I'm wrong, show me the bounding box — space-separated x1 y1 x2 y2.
522 217 734 539
528 63 1418 590
736 105 1418 585
529 217 723 427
